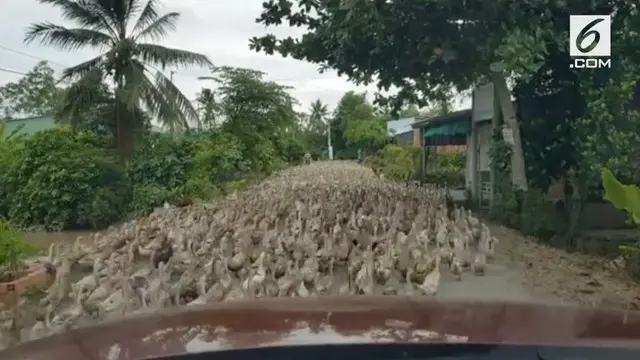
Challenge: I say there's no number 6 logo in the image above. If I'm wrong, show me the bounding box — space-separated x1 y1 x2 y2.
569 15 611 57
576 18 604 53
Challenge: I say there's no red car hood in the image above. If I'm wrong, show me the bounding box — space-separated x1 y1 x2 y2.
3 296 640 360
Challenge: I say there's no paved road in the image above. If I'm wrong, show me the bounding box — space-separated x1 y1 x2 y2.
436 263 574 305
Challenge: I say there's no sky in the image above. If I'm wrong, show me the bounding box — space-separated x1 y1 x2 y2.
0 0 470 114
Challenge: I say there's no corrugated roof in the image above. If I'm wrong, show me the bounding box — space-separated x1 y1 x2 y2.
387 117 415 135
412 109 472 129
2 115 56 138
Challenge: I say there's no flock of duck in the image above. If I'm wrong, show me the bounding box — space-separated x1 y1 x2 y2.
0 161 496 349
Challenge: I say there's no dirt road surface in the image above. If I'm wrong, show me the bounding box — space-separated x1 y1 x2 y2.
437 223 640 310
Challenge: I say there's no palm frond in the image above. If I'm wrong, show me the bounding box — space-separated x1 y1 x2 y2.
137 43 211 70
93 0 132 36
132 0 161 35
134 12 180 42
56 68 106 127
154 70 200 129
36 0 119 38
25 22 113 51
60 52 110 82
137 72 182 132
123 0 143 30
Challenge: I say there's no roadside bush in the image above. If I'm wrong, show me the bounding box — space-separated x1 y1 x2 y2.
0 220 29 277
490 187 563 239
127 133 197 214
489 191 520 228
519 188 564 238
0 125 25 219
423 170 466 187
367 144 418 181
193 131 247 184
128 133 196 190
7 128 127 230
423 150 466 186
601 168 640 278
335 147 359 160
130 183 180 215
276 134 306 163
0 124 301 229
433 151 465 171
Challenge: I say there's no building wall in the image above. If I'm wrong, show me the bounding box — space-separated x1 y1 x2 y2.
413 127 423 147
394 131 414 145
465 134 472 189
476 122 492 172
3 116 55 138
465 121 492 197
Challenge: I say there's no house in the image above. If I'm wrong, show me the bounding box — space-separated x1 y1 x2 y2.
2 115 56 138
411 109 470 153
410 83 496 207
386 117 415 145
468 83 496 208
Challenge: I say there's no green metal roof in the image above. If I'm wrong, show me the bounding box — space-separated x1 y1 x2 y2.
2 115 56 138
424 119 469 138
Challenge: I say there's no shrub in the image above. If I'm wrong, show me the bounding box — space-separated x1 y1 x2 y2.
192 131 247 184
368 144 419 181
7 128 128 230
0 127 25 219
601 168 640 278
130 183 179 215
276 135 306 163
490 187 563 239
519 188 564 238
422 170 466 187
489 191 521 228
127 134 196 214
0 220 30 277
433 151 465 171
128 133 197 191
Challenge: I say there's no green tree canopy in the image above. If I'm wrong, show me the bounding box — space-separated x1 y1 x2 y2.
0 61 63 118
195 88 218 130
249 0 634 109
210 66 303 169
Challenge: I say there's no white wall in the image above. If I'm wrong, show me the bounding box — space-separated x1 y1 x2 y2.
472 83 494 122
465 133 472 189
476 121 492 172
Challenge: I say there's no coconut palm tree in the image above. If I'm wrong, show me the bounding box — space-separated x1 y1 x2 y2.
25 0 212 160
194 88 218 130
305 99 330 156
308 99 328 134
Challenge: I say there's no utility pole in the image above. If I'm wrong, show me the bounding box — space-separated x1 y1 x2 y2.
170 70 175 82
327 118 333 160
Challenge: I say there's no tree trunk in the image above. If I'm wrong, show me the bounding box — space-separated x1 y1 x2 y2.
490 71 528 191
114 81 135 162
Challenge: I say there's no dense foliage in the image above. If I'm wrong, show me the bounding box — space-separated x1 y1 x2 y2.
0 60 392 230
2 128 128 230
249 0 640 252
367 144 465 187
601 169 640 278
